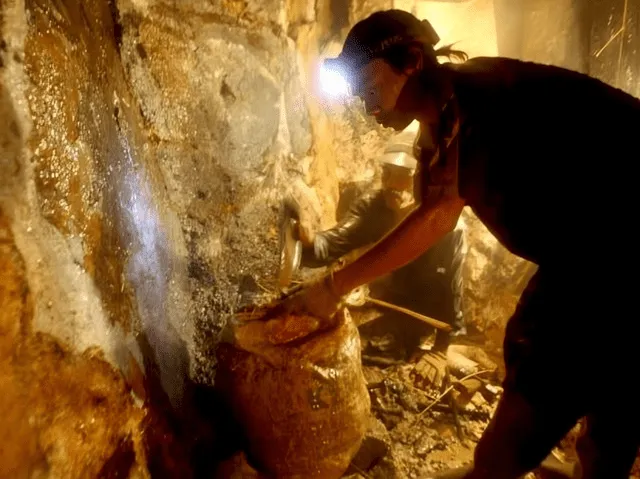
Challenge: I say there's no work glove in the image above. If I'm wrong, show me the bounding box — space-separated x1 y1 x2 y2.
412 350 449 392
272 273 343 326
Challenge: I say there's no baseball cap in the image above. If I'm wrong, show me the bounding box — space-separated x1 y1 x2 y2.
324 10 440 83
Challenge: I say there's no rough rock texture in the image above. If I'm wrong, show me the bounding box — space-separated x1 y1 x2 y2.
0 0 203 475
292 13 396 229
493 0 639 97
588 0 639 98
6 0 626 475
117 1 305 383
0 0 395 474
0 207 147 478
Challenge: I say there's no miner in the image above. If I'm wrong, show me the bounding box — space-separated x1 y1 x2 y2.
273 9 640 479
298 127 466 388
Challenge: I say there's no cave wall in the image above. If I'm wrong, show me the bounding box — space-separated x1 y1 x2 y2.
493 0 639 97
588 0 639 98
493 0 589 73
114 0 397 385
1 1 153 475
0 0 395 475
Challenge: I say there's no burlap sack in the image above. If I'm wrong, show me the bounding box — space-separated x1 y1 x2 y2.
216 308 370 478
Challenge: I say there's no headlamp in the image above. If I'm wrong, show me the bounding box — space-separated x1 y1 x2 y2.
319 59 351 98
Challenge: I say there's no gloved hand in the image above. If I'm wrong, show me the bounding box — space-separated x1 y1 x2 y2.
412 350 449 392
271 273 343 325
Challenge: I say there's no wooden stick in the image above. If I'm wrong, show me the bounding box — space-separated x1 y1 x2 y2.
234 291 453 333
364 296 453 332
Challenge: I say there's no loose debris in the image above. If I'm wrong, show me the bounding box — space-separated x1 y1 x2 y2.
344 354 501 479
345 341 640 479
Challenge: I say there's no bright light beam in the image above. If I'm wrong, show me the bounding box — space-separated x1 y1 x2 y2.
319 64 350 98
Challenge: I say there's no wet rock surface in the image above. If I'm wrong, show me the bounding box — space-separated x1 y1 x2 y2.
0 208 147 478
0 0 395 474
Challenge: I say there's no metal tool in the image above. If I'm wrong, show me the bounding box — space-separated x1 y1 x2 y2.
277 197 302 291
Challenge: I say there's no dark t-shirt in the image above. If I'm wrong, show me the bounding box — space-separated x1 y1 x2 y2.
421 57 640 267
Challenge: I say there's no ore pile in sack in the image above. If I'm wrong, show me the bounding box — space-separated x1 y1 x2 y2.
215 302 371 479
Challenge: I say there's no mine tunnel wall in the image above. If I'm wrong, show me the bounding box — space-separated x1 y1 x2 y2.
1 0 397 474
1 0 638 476
493 0 639 94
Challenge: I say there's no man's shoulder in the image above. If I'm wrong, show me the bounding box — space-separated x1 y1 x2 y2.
455 57 579 93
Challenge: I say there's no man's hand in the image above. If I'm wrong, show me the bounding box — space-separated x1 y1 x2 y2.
262 275 342 324
273 274 343 325
412 350 449 392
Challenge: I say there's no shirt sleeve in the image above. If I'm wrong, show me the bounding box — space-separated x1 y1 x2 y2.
301 193 387 268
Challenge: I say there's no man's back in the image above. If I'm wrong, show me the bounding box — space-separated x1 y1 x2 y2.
448 57 640 266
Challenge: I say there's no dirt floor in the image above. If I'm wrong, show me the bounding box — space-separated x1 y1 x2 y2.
347 361 496 478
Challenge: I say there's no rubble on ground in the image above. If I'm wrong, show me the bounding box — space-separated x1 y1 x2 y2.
347 343 640 479
346 348 501 479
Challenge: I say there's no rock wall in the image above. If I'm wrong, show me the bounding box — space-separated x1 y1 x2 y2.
0 209 146 477
0 0 395 475
458 209 536 357
493 0 639 97
1 0 198 475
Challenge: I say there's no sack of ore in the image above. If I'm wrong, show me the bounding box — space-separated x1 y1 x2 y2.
216 307 370 478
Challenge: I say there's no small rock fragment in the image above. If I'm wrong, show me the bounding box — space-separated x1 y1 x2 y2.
470 392 487 408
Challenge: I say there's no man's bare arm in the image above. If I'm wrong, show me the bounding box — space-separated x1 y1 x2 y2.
331 190 465 296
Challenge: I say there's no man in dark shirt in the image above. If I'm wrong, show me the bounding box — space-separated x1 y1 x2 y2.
273 9 640 479
299 128 465 383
